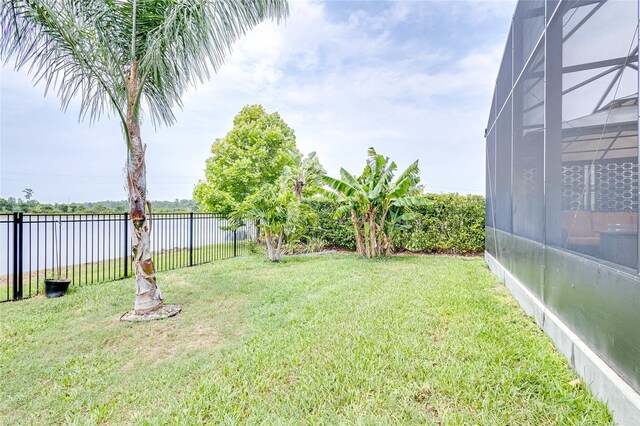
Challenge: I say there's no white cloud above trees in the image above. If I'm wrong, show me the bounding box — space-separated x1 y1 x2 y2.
1 0 516 202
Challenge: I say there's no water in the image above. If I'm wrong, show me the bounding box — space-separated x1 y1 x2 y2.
0 214 253 276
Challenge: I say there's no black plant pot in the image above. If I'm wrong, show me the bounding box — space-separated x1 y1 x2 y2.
45 278 71 298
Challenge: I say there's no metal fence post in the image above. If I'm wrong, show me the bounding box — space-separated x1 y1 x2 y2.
233 230 237 257
12 212 23 300
189 212 194 266
123 212 129 277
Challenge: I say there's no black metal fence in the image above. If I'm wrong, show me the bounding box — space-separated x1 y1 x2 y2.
0 212 257 302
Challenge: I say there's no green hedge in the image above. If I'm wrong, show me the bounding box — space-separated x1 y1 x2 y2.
303 199 356 250
393 193 485 254
303 194 485 254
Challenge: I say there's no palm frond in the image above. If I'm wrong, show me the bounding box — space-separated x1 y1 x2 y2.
334 204 353 219
322 191 340 203
338 168 363 195
1 0 129 125
1 0 289 129
396 211 420 221
370 160 396 200
322 174 355 196
137 0 289 126
395 160 420 187
388 178 411 199
392 196 432 208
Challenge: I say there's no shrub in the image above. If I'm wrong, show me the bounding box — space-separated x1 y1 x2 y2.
303 194 485 254
282 237 327 255
303 198 356 250
394 194 485 254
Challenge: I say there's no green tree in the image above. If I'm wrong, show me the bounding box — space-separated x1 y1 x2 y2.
237 181 295 262
277 151 324 252
323 148 430 258
2 0 288 314
0 198 14 213
194 105 298 215
22 188 34 201
232 148 322 262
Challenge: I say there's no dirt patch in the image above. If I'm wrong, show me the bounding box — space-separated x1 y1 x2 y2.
118 320 223 370
120 304 181 322
317 249 483 258
109 296 250 370
393 251 483 258
413 385 442 422
428 323 450 343
282 250 337 257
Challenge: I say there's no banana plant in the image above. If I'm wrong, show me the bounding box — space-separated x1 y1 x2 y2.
322 148 430 257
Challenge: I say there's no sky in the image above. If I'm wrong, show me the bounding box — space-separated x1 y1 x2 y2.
0 0 517 204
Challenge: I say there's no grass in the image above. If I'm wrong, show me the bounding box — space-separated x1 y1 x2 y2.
0 254 612 424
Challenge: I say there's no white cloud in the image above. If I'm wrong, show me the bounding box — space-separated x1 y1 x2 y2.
181 0 508 192
1 0 514 202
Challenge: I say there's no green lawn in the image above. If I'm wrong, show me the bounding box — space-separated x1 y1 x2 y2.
0 254 612 424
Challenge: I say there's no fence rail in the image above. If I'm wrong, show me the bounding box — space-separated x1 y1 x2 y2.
0 212 257 302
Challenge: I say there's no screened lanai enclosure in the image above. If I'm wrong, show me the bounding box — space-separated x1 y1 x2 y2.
485 0 640 412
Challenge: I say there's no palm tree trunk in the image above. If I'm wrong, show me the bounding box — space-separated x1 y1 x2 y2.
295 180 303 204
351 210 365 255
369 211 378 257
274 226 285 262
363 214 371 258
126 61 162 314
384 233 392 256
265 229 275 260
379 207 389 256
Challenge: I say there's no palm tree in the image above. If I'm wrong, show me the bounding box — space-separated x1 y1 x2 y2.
238 183 292 262
282 150 326 203
1 0 288 314
323 148 429 257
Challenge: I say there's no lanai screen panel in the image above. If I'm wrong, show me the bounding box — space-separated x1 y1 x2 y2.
486 126 496 232
493 29 513 233
486 87 497 234
513 0 545 79
487 0 640 270
495 98 513 233
512 41 545 242
547 0 639 270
